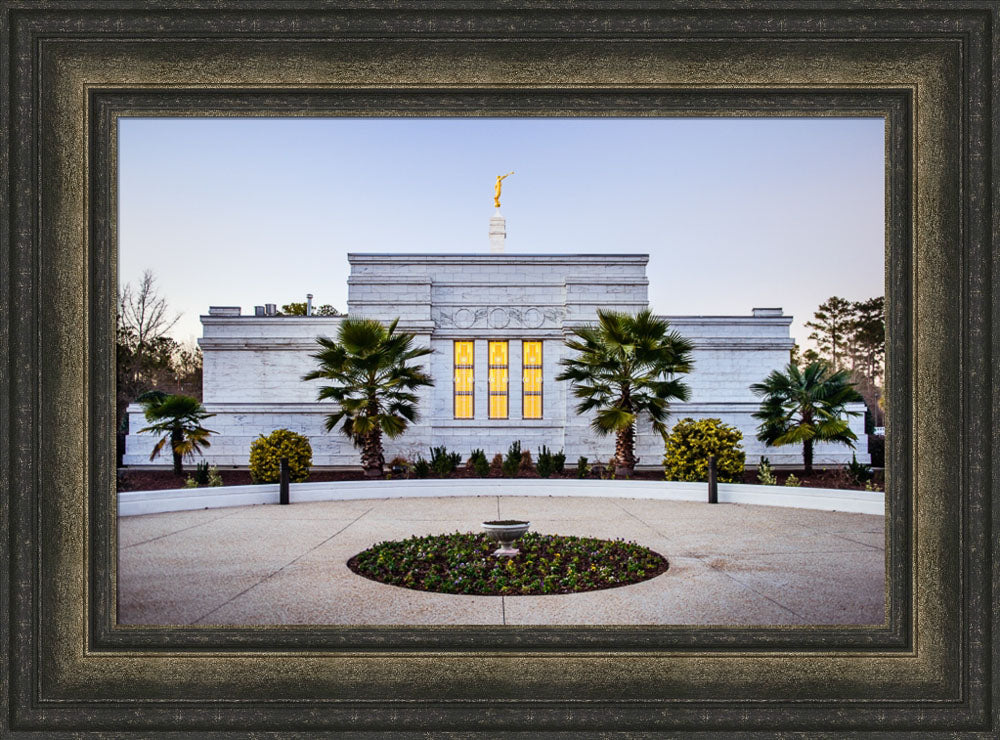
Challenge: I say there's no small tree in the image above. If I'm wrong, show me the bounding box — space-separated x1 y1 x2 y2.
249 429 313 483
750 361 863 475
663 418 745 483
138 394 215 475
304 317 433 478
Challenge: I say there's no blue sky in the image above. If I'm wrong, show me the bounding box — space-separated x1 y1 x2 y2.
119 117 885 346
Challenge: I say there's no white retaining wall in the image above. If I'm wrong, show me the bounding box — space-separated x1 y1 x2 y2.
119 478 885 517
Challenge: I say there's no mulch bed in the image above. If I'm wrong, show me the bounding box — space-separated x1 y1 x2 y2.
116 468 362 491
118 466 883 492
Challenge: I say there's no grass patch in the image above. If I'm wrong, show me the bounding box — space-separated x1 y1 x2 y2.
348 531 668 595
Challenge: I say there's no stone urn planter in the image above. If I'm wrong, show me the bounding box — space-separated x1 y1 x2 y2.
482 520 530 557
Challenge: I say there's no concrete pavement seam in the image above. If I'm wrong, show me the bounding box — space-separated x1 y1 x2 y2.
827 532 884 550
610 499 672 540
189 506 374 625
120 509 243 550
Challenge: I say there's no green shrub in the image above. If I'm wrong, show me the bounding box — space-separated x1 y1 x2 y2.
413 456 430 478
576 456 589 479
468 449 490 478
847 453 873 486
757 456 777 486
663 417 745 483
536 445 554 478
183 476 199 489
784 473 801 487
249 428 313 483
605 458 617 480
388 456 412 478
207 465 223 487
868 433 885 467
430 446 462 476
502 441 522 478
194 460 210 485
553 449 566 474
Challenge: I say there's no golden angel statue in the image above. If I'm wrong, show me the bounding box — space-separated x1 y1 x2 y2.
493 171 514 208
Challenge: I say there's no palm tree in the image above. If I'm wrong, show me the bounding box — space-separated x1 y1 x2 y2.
304 317 434 478
556 309 694 477
138 394 216 476
750 361 864 475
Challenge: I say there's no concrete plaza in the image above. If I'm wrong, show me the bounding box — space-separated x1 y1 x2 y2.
118 495 885 626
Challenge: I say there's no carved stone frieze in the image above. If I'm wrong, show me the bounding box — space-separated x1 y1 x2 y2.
434 306 564 329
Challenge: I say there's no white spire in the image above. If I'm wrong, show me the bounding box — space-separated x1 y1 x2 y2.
489 208 506 254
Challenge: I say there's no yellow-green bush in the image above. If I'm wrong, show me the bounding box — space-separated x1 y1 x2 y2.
249 428 313 483
663 417 745 483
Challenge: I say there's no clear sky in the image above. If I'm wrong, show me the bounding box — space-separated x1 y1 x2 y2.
119 117 885 347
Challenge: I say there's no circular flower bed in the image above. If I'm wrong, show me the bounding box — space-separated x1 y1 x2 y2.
348 532 668 595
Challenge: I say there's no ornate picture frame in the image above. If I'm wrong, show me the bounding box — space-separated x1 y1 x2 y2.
2 2 996 735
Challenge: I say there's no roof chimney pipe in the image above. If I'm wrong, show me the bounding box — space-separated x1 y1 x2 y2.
306 293 313 317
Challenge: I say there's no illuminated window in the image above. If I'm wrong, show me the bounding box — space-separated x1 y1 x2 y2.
522 341 543 419
453 341 474 419
488 340 509 419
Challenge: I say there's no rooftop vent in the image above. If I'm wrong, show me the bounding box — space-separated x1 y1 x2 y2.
752 307 784 317
254 305 266 317
265 303 277 317
208 306 241 317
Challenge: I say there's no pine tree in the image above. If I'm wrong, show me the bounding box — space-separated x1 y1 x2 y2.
804 296 854 370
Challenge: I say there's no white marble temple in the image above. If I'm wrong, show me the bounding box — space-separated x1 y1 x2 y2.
124 253 868 469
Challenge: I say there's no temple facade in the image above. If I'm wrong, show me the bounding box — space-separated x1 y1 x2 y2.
123 249 869 470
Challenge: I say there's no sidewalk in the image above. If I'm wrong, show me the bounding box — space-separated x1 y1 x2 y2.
118 495 885 626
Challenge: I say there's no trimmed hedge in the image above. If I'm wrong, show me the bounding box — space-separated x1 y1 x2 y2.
249 428 313 483
663 417 745 483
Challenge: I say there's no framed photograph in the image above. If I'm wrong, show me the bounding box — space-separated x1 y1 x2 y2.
115 115 887 631
2 1 996 736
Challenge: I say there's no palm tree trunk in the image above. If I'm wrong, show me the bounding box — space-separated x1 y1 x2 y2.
803 438 814 476
361 428 385 478
614 424 636 478
171 428 183 476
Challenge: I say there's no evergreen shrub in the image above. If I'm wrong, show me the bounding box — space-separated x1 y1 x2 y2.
502 441 522 478
249 428 313 483
468 449 490 478
430 446 462 476
194 460 210 485
867 434 885 468
553 449 566 474
847 453 873 486
536 445 554 478
663 417 745 483
413 457 430 478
